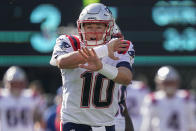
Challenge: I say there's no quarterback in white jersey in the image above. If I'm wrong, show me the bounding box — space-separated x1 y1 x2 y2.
50 3 135 131
0 66 44 131
140 66 196 131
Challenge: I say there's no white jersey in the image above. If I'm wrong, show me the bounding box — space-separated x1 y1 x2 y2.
126 81 150 131
0 89 42 131
140 90 196 131
50 34 135 126
115 85 127 131
115 81 150 131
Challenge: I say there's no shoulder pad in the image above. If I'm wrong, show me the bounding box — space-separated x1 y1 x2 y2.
149 93 157 104
118 40 132 54
177 90 190 101
131 81 148 91
65 34 81 51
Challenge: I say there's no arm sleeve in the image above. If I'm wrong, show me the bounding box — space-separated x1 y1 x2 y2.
50 35 74 66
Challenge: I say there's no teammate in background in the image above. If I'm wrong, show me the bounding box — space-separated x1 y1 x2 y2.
126 81 150 131
44 87 62 131
0 66 45 131
50 3 135 131
140 66 196 131
28 80 47 131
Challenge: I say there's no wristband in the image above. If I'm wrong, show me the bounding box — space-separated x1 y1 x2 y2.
98 63 118 80
93 45 108 58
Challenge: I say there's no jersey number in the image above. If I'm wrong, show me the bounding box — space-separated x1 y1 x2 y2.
167 112 180 130
6 108 28 127
80 72 115 108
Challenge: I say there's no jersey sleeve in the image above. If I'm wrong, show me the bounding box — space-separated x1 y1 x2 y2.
50 35 74 66
118 85 127 104
118 85 127 115
115 41 135 71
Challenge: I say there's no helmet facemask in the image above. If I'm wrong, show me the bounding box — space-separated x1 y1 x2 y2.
77 20 114 48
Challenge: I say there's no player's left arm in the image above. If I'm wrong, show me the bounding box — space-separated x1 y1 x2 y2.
113 42 135 85
79 41 135 85
113 67 132 85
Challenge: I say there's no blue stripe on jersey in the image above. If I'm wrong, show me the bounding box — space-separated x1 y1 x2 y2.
119 85 127 115
119 85 126 104
116 61 132 71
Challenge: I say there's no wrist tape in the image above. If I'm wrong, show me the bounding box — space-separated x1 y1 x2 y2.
98 63 118 80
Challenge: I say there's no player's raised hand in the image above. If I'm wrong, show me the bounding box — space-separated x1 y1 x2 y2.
107 38 130 60
78 47 103 71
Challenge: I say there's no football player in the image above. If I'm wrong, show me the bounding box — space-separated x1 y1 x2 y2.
50 3 135 131
0 66 45 131
140 66 196 131
112 23 134 131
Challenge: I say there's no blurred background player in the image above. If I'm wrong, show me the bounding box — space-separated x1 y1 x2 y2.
126 80 150 131
0 66 45 131
44 87 62 131
140 66 196 131
115 81 149 131
50 3 134 131
28 80 47 131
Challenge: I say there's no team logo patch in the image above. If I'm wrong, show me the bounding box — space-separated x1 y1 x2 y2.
60 42 71 49
128 51 135 58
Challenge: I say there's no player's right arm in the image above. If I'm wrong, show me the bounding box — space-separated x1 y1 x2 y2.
57 51 86 69
50 35 86 69
50 36 129 69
